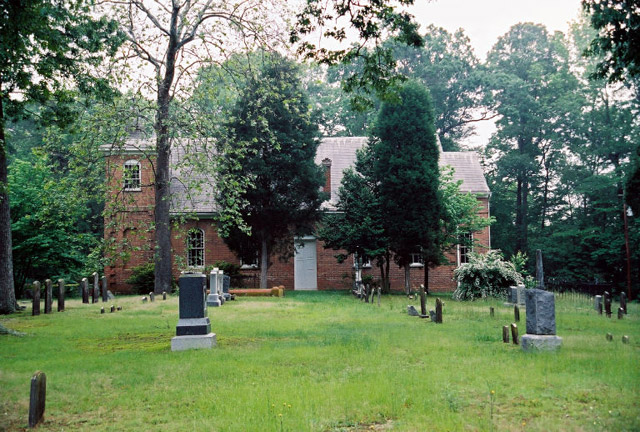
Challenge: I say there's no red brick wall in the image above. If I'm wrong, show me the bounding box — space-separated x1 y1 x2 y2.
104 155 492 294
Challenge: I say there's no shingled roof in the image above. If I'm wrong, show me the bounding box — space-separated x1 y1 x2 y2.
316 137 490 209
109 135 489 215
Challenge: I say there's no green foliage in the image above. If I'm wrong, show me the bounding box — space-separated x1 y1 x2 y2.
125 262 155 295
214 260 244 288
583 0 640 81
453 251 523 301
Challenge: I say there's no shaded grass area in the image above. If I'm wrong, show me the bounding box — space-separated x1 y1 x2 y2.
1 291 639 431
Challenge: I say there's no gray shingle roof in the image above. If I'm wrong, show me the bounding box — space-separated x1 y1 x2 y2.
108 135 489 215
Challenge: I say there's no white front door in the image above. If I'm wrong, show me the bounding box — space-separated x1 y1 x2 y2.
294 237 317 290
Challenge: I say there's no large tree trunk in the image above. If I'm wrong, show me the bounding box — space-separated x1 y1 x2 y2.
0 92 17 314
260 236 268 289
153 8 179 294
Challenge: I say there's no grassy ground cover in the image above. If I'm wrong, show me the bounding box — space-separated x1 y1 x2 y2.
1 291 638 431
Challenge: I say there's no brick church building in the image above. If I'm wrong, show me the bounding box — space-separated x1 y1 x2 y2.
103 136 490 294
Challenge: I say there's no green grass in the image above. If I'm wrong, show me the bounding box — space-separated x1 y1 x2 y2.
1 291 639 431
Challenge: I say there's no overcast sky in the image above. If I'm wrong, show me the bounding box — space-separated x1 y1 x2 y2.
404 0 584 147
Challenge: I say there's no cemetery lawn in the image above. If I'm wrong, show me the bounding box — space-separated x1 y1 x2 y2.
1 292 639 431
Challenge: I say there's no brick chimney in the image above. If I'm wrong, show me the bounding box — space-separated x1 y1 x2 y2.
322 158 332 196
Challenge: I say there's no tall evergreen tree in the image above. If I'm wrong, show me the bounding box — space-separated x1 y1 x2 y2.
218 55 326 288
372 81 442 294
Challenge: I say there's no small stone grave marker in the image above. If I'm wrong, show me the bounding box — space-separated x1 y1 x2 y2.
81 278 89 304
594 295 602 312
149 292 155 302
622 335 629 344
100 307 105 314
142 296 147 303
514 305 520 322
110 305 115 313
620 292 627 314
502 326 510 343
117 306 122 311
163 291 167 300
57 279 65 312
407 305 419 316
618 307 624 319
28 371 46 428
511 323 519 345
435 298 443 324
44 279 52 314
490 307 494 317
32 281 41 316
606 333 613 341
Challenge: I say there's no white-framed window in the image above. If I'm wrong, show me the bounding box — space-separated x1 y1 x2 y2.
410 252 424 267
187 229 205 267
123 159 141 191
458 233 473 265
240 252 259 269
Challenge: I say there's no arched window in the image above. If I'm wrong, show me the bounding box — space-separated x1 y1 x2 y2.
123 160 141 191
187 229 205 267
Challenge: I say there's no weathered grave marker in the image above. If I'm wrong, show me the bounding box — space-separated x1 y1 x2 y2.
536 249 544 289
149 292 155 302
101 276 108 303
32 281 41 316
604 291 612 318
81 278 89 304
514 305 520 322
620 292 627 314
44 279 52 314
110 305 115 313
618 307 624 319
117 306 122 311
429 310 436 322
207 269 221 307
101 307 105 314
28 371 46 428
521 288 562 351
142 296 148 303
606 333 613 341
435 298 443 324
57 279 65 312
419 285 427 316
594 295 602 312
92 272 99 303
502 326 510 343
407 305 420 316
509 286 518 304
511 323 519 345
171 273 215 351
622 335 629 344
490 307 494 317
163 291 167 301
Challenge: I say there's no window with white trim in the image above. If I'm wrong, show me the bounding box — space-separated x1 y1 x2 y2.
459 233 473 265
123 159 141 191
187 229 205 267
410 252 424 267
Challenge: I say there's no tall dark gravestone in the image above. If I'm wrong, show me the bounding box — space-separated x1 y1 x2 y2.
32 281 41 316
535 249 544 289
81 278 89 304
604 291 612 318
620 292 627 314
92 272 99 303
171 274 216 351
28 371 46 428
101 276 108 303
44 279 52 314
57 279 65 312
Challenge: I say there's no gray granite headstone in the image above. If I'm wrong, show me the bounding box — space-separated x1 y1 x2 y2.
28 371 46 428
107 290 115 301
604 291 612 317
81 278 89 304
223 275 230 295
32 281 41 316
57 279 65 312
524 289 556 335
149 292 155 302
407 305 420 316
172 274 215 351
44 279 52 314
509 286 518 304
516 285 526 305
594 295 602 311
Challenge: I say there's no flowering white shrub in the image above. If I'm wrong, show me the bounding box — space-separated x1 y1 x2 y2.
453 250 523 301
